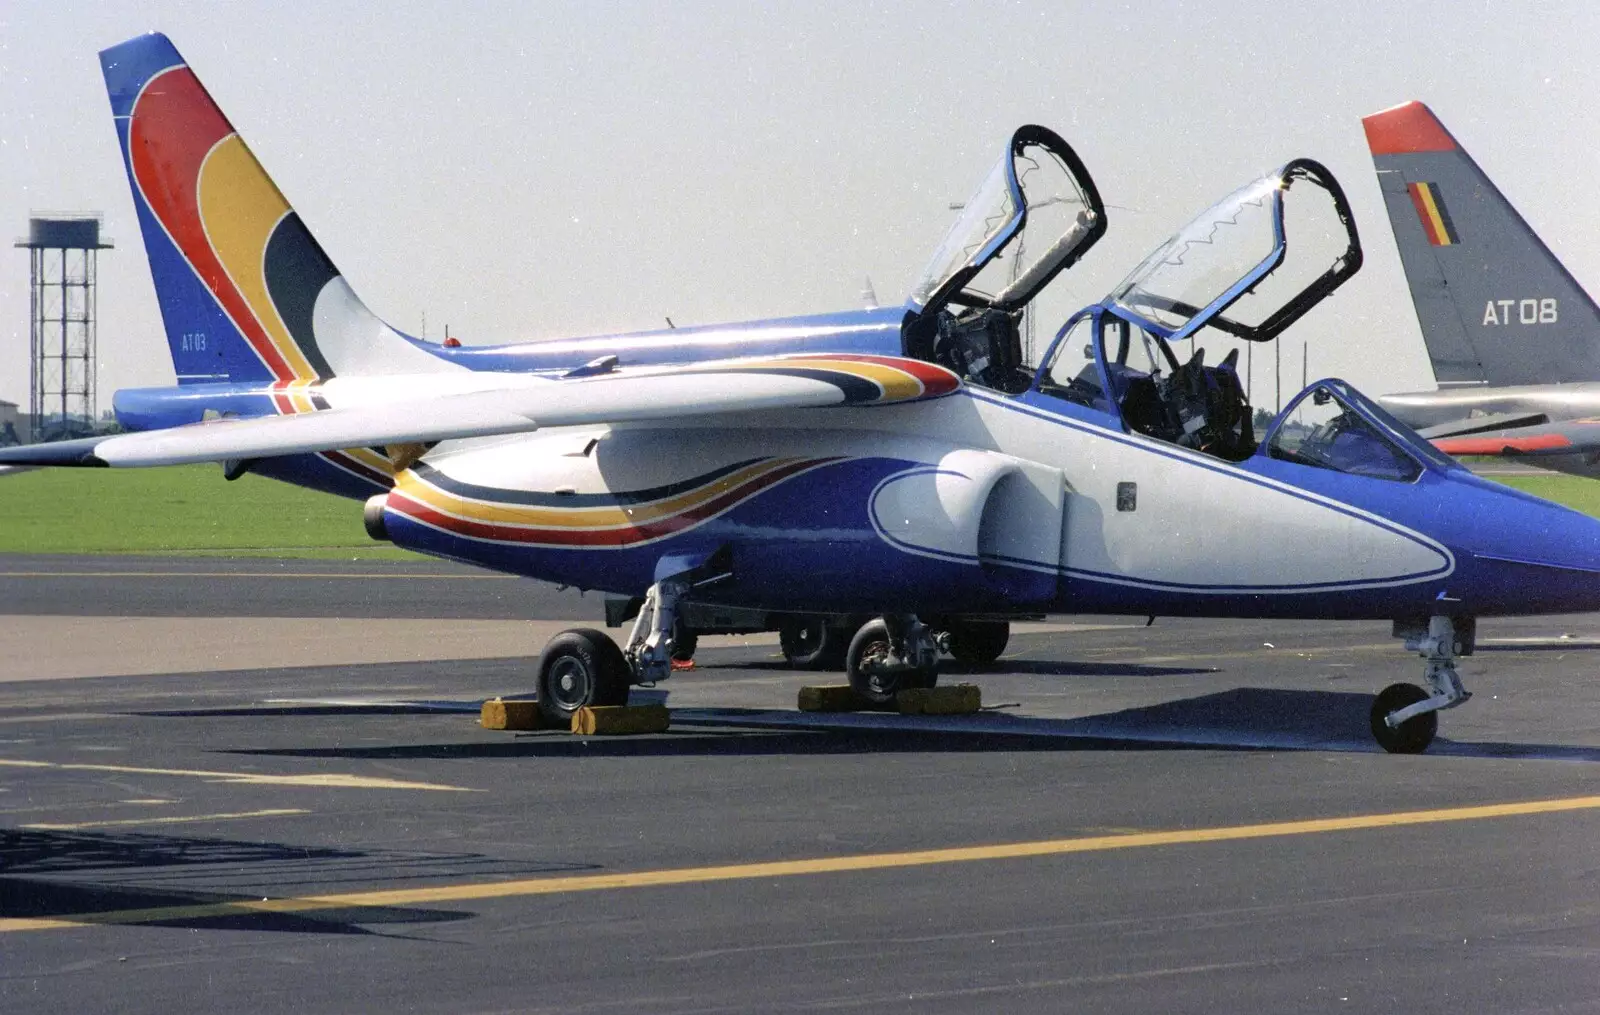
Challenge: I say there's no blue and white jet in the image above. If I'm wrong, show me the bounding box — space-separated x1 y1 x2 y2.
12 33 1600 753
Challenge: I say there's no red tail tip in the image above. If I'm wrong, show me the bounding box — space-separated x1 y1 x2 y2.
1362 101 1456 155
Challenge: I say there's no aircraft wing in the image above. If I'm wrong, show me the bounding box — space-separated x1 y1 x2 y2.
0 354 961 469
1431 418 1600 457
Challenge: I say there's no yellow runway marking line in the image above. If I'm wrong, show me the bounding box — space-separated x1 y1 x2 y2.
0 571 515 580
22 808 310 830
4 794 1598 934
0 759 476 793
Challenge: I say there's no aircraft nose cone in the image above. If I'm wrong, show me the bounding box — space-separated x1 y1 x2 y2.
1443 475 1600 615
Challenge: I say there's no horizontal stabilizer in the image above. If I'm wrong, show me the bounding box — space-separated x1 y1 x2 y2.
0 354 960 469
1416 411 1549 440
1432 418 1600 457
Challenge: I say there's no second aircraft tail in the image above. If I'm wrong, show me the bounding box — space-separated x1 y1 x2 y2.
1363 100 1600 387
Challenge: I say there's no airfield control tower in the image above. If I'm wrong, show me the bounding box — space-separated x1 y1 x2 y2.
15 215 112 442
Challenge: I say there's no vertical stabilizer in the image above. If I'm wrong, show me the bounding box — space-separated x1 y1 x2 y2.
100 33 449 385
1363 100 1600 387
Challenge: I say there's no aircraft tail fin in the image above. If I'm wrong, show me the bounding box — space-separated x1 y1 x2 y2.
1363 100 1600 387
100 33 445 386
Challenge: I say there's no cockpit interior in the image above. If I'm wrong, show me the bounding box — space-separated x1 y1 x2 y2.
902 129 1365 468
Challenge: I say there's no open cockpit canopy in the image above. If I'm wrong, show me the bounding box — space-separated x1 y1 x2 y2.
1032 159 1376 466
1109 159 1361 344
903 126 1106 393
910 125 1106 319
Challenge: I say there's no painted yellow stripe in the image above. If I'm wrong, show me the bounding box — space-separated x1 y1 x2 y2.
4 794 1596 934
1415 182 1454 246
288 379 317 414
23 809 309 831
395 457 806 529
197 135 317 380
725 357 922 401
337 446 395 476
0 759 475 793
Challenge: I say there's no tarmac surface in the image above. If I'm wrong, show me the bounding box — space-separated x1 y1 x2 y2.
3 555 1600 1013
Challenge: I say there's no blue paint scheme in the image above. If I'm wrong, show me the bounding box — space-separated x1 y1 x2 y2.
386 456 1056 615
75 35 1600 633
102 38 276 386
113 384 281 430
249 453 389 500
113 309 907 428
409 306 907 373
109 310 910 502
100 32 182 116
972 383 1600 619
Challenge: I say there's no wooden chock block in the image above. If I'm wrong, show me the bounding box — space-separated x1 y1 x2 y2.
798 684 874 713
572 704 671 735
896 684 981 716
480 698 544 730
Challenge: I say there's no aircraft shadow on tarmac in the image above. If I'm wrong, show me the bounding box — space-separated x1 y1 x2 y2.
0 828 595 935
207 687 1600 763
1475 642 1600 653
729 658 1216 677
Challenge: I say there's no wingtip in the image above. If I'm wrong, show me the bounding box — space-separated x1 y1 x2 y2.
1363 100 1456 156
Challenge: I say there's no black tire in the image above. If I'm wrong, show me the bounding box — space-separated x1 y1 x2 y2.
846 619 938 704
1369 682 1437 754
779 617 850 671
670 619 698 662
946 620 1010 664
537 628 631 726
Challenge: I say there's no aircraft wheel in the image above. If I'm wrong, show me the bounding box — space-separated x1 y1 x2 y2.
670 619 698 662
846 619 937 704
946 619 1010 664
779 617 850 671
1369 682 1437 755
537 628 631 726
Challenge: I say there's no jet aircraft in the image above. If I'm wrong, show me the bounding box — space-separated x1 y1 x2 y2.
1365 100 1600 473
12 34 1600 754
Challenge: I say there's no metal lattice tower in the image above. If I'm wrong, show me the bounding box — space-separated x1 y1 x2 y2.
15 215 112 442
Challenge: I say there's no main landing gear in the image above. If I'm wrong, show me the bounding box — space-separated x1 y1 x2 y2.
1371 614 1474 754
846 615 941 705
536 576 694 726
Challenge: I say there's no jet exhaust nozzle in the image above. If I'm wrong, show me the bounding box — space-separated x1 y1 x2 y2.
363 494 390 542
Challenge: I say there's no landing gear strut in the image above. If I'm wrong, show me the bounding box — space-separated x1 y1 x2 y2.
535 573 701 723
846 614 940 704
1372 614 1473 754
623 577 691 685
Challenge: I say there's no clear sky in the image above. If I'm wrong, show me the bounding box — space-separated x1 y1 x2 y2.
3 0 1597 411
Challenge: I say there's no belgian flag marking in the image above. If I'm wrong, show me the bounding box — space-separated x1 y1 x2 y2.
1407 181 1460 246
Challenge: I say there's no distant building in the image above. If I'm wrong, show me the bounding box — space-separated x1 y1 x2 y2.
0 400 20 445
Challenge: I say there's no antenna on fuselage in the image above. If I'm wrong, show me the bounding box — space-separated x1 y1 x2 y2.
861 277 879 310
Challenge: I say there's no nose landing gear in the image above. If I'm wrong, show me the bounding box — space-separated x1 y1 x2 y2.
1372 614 1474 754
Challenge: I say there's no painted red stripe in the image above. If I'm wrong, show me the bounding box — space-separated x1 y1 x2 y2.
1407 183 1446 246
1433 434 1573 455
271 383 296 415
390 459 829 547
796 353 962 397
129 67 294 380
